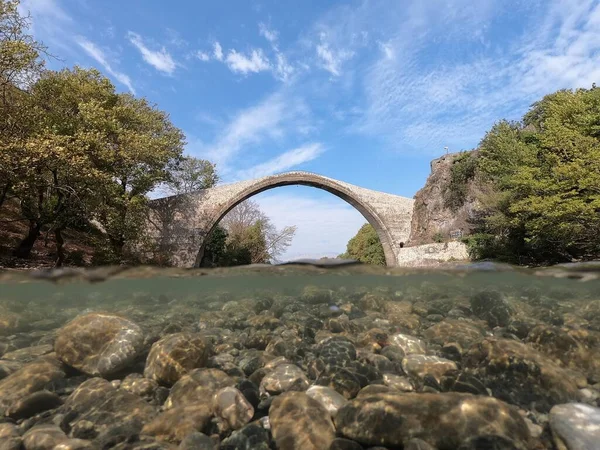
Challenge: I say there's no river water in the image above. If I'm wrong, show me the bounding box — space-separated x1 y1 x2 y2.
0 262 599 449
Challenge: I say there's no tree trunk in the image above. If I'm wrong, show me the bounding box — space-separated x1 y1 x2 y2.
13 221 42 258
54 227 65 267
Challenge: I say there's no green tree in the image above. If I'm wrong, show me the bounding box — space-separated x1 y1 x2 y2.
472 86 600 264
339 223 385 265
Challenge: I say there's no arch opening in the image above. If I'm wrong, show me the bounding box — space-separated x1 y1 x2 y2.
193 174 398 267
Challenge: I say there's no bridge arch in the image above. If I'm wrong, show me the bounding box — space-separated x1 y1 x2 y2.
197 172 398 266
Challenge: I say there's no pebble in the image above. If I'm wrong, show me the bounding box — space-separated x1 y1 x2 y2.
389 333 427 355
22 424 68 450
306 385 348 418
401 354 457 382
270 391 335 450
213 386 254 430
259 363 309 395
549 403 600 450
383 373 414 392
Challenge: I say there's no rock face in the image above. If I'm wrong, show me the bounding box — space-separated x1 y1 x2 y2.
269 391 336 450
334 392 531 449
144 332 211 385
0 356 65 416
549 403 600 450
54 313 145 377
407 151 479 246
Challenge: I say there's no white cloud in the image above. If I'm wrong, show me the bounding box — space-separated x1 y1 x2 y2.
17 0 72 53
274 53 294 82
196 51 211 62
259 22 278 43
225 48 271 74
127 32 177 75
254 191 366 261
76 37 136 94
236 143 324 179
193 92 312 176
213 41 224 61
316 32 354 76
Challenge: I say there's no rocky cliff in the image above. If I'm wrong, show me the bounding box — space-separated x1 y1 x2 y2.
407 151 480 247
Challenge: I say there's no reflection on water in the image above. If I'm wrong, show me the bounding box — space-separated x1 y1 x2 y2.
0 262 599 449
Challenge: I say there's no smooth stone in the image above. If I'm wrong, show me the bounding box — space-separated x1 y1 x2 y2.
213 386 254 430
0 356 65 416
549 403 600 450
219 423 271 450
63 378 157 434
144 332 212 386
6 390 63 420
0 360 23 380
0 423 21 450
402 354 457 382
54 312 144 377
142 404 212 443
269 392 335 450
423 319 487 349
383 373 414 392
335 392 530 449
53 439 93 450
0 344 54 363
120 373 159 401
164 368 235 409
389 333 427 355
22 424 68 450
329 437 363 450
404 438 437 450
306 385 348 418
178 432 216 450
470 290 514 328
259 363 309 395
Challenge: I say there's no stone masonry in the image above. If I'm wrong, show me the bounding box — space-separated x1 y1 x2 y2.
147 171 415 267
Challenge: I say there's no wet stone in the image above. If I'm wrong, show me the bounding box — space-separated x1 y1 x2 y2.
549 403 600 450
54 313 145 377
0 360 24 380
144 332 211 386
269 391 335 450
120 374 159 401
142 404 212 444
213 386 254 430
389 333 427 355
329 437 364 450
0 356 65 417
6 390 63 420
402 354 458 383
0 423 22 450
306 385 348 418
22 424 68 450
404 438 437 450
470 290 514 328
177 432 215 450
423 319 487 349
220 423 270 450
0 344 54 363
334 392 531 449
259 363 309 395
383 373 414 392
52 439 93 450
318 336 357 366
317 367 361 399
164 368 235 409
380 344 405 362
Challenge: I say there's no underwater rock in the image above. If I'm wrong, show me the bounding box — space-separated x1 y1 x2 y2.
470 290 514 328
6 389 62 420
52 439 93 450
219 423 271 450
334 392 530 449
402 354 458 383
177 432 216 450
389 333 427 355
383 373 414 392
213 386 254 430
63 378 157 435
260 363 309 395
0 423 22 450
164 368 235 409
549 403 600 450
0 356 65 416
318 336 357 366
142 404 212 443
0 307 21 337
144 332 211 386
423 319 487 349
463 338 583 412
269 391 335 450
306 385 348 418
22 424 69 450
1 344 54 363
54 312 145 377
119 373 159 402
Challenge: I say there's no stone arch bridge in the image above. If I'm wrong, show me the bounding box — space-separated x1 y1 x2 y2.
146 171 414 267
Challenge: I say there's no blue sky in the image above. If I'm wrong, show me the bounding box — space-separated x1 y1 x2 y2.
21 0 600 260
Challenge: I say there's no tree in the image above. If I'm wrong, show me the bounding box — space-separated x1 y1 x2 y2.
470 86 600 264
163 156 218 195
220 199 296 264
0 0 49 211
339 223 385 265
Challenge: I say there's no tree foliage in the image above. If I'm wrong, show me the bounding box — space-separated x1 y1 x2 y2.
339 223 385 265
444 151 478 210
468 86 600 264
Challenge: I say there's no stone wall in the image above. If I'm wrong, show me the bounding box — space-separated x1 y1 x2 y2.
396 241 470 267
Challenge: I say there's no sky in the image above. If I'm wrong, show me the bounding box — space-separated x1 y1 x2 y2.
20 0 600 261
